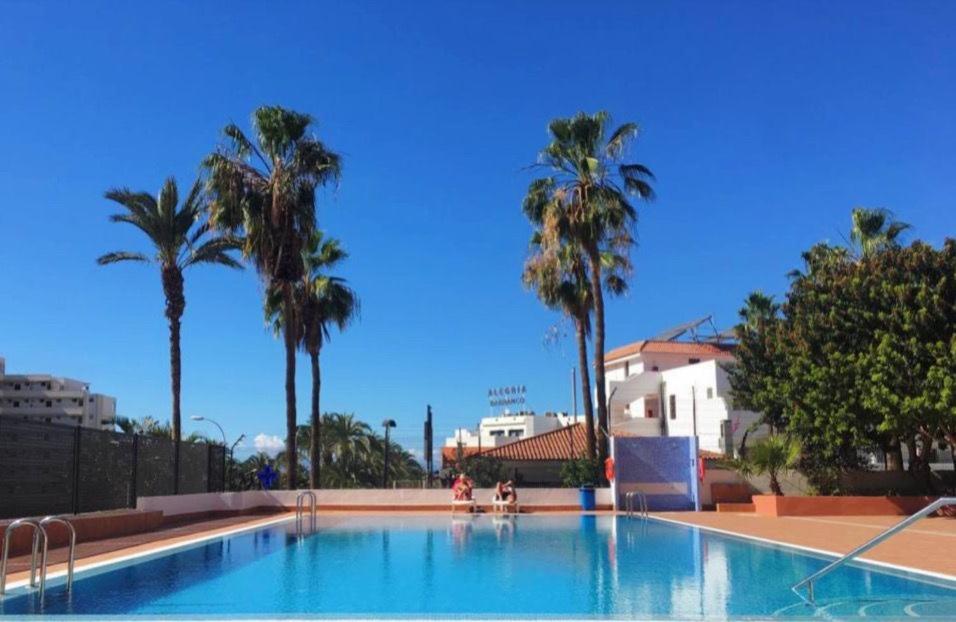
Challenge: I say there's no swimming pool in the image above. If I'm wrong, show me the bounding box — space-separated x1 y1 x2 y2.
1 514 954 618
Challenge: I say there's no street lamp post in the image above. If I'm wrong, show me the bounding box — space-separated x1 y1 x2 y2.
191 416 239 490
382 419 397 489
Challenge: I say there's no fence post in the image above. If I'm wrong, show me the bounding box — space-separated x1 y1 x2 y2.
223 445 227 492
71 426 82 515
130 434 139 509
206 444 213 493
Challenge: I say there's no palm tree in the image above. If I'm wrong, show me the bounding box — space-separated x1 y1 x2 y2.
522 229 597 461
730 435 800 496
525 111 655 468
849 207 910 259
267 230 359 488
204 106 342 489
98 178 241 444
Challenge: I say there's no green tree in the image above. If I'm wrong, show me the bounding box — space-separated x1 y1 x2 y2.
522 227 597 461
98 178 241 443
849 207 910 259
204 106 341 489
266 230 359 488
525 111 655 467
726 292 788 435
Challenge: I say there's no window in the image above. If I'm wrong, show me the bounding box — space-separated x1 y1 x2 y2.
45 401 53 408
14 383 20 390
508 430 523 438
669 395 677 420
706 387 714 399
12 401 19 407
689 358 701 365
624 361 630 377
489 430 504 437
651 366 659 372
646 409 656 418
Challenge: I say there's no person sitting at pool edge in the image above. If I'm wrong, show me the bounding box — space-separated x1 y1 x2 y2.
453 472 474 501
494 480 517 504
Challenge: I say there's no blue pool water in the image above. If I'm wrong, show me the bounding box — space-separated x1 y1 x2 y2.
1 515 954 618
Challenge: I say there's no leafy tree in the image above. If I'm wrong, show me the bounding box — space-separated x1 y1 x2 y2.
524 111 655 468
98 178 241 444
726 292 789 435
448 454 505 488
109 416 210 442
266 230 359 488
560 457 600 488
204 107 341 489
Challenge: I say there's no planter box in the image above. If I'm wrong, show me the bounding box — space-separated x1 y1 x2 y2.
753 494 937 517
716 502 756 513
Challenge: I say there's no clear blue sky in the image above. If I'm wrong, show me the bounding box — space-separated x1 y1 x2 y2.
1 1 953 458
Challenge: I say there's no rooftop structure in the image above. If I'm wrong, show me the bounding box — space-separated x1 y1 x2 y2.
0 356 116 429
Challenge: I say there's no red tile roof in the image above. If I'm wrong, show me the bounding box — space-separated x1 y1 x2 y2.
605 340 735 362
481 424 588 461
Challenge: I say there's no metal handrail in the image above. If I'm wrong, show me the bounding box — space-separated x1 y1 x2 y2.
295 491 317 534
39 516 76 592
624 491 648 519
792 497 956 604
0 519 49 597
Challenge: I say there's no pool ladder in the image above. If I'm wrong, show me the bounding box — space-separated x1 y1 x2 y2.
296 491 317 535
624 491 648 519
0 516 76 600
792 496 956 605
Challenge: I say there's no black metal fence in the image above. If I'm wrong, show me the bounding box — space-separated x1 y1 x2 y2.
0 418 225 519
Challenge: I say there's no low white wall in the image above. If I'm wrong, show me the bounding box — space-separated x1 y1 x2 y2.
138 488 613 517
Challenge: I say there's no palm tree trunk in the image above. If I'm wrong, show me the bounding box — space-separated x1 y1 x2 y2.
162 266 185 443
575 317 596 462
282 282 298 490
309 350 321 489
586 246 610 471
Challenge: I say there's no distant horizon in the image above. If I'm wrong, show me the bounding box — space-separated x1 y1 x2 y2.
2 1 953 463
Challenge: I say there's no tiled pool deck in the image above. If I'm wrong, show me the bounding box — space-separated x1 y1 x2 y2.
656 511 956 578
5 510 955 586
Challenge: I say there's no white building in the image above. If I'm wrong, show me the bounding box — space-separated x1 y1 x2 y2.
443 411 573 464
0 357 116 430
604 339 764 455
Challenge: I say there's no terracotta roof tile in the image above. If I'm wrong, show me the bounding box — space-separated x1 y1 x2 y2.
481 424 588 461
605 340 734 362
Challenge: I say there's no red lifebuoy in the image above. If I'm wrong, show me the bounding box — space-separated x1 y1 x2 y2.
604 457 615 482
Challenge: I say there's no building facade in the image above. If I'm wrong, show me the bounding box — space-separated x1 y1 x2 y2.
442 411 574 466
603 340 764 455
0 357 116 429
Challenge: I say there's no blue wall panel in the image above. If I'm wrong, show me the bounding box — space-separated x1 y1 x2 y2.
613 436 699 511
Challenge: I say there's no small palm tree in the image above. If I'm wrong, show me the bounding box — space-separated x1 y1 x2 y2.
98 178 241 444
729 435 800 496
267 230 359 488
526 111 655 467
850 207 910 259
204 106 342 489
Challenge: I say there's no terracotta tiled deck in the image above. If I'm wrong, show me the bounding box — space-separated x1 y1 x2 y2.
655 511 956 577
3 512 289 585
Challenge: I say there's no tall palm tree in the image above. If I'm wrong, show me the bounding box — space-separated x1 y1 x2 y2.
204 106 341 489
525 111 655 467
522 228 597 461
267 230 359 488
849 207 910 259
98 178 241 444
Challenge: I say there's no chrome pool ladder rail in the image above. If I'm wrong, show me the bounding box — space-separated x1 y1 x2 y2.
0 518 49 598
624 490 648 519
39 516 76 592
296 491 317 533
792 496 956 605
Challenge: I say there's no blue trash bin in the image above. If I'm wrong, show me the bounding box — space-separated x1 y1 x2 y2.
578 485 596 511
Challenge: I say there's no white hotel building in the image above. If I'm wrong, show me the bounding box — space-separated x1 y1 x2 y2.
0 357 116 430
604 338 764 455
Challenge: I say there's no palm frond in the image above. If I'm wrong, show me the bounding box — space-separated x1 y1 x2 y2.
96 251 150 265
